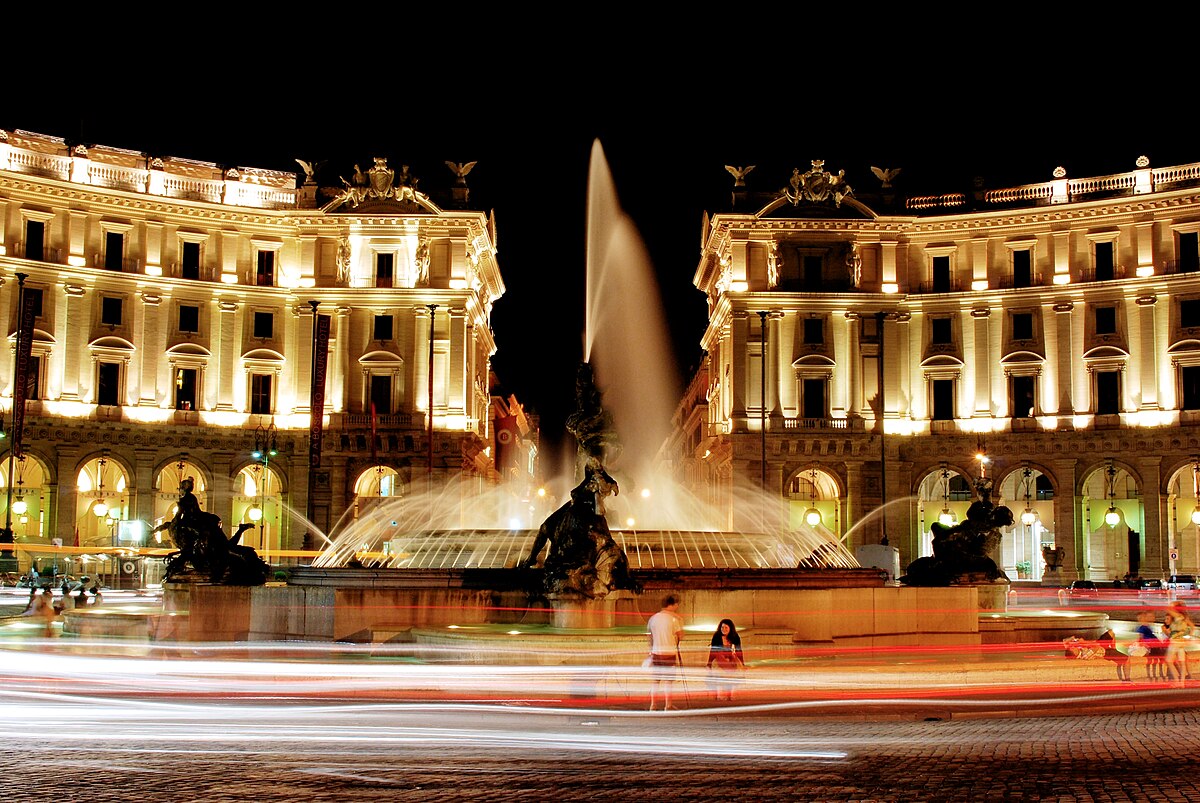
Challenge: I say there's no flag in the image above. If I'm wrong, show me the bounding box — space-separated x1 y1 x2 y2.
309 314 331 468
11 289 37 457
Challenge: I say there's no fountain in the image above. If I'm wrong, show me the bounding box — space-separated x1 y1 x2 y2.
156 142 1010 656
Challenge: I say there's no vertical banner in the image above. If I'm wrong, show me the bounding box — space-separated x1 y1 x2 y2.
11 290 37 457
309 314 331 469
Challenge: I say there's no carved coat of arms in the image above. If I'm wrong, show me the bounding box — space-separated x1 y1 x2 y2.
785 160 854 207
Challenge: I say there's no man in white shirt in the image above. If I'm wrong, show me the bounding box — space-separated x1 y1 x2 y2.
646 594 684 710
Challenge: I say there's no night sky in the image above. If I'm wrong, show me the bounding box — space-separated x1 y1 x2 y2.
5 70 1195 476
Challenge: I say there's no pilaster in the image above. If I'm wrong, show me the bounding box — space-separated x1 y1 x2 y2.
1136 295 1159 409
215 299 238 411
59 284 86 400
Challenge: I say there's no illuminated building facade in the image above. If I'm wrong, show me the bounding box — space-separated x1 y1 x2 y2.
0 128 503 568
683 157 1200 583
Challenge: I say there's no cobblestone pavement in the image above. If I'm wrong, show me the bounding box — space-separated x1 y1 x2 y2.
6 703 1200 801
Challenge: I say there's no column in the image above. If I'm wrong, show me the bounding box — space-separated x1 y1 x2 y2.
414 306 431 416
60 285 86 401
1136 295 1159 409
144 221 164 275
132 449 157 525
299 235 317 286
880 242 898 293
137 292 165 406
210 452 235 541
844 461 864 542
1051 457 1080 582
730 310 749 431
67 210 88 267
220 231 240 283
215 299 238 411
1053 302 1075 416
840 312 858 419
1135 221 1155 276
1138 456 1165 577
1052 231 1071 284
0 198 8 256
449 306 467 418
54 446 81 546
970 237 988 290
768 311 784 425
971 307 991 417
334 306 351 413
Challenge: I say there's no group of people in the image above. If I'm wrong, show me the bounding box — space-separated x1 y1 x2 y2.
21 581 103 636
1066 600 1195 683
645 595 747 711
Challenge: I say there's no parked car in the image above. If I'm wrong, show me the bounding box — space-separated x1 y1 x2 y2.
1167 574 1197 592
1064 579 1100 599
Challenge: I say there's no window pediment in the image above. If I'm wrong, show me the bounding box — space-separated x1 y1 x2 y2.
1000 349 1046 365
242 348 285 363
792 354 836 368
359 349 404 366
166 343 212 358
920 354 964 370
1082 345 1130 361
88 336 135 352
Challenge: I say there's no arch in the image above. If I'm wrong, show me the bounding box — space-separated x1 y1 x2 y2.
1079 459 1143 581
1081 345 1130 361
792 354 836 369
241 347 285 362
87 335 136 352
359 349 405 365
75 454 132 549
999 350 1045 366
1167 338 1200 355
232 461 285 553
1165 460 1200 575
0 450 53 541
165 343 212 358
919 354 965 369
783 465 842 534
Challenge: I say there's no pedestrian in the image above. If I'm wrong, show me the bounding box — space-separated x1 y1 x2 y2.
1164 602 1195 683
1097 628 1131 682
706 618 747 701
89 584 103 606
1134 611 1168 680
74 583 89 608
645 594 684 711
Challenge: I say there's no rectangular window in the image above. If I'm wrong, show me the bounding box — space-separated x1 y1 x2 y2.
1012 249 1032 288
1095 306 1117 335
932 379 955 420
97 362 121 406
370 374 392 416
803 318 824 345
373 315 394 341
101 297 123 326
250 374 273 415
104 231 124 271
1182 299 1200 329
1096 370 1120 415
181 241 201 280
1180 232 1199 273
25 355 41 401
803 256 822 290
25 288 43 318
376 253 394 288
932 255 951 292
252 311 274 339
1012 312 1034 341
1011 375 1035 417
256 251 275 287
802 378 826 419
25 220 44 262
174 368 197 411
932 317 953 344
1094 241 1114 281
179 305 200 333
1183 366 1200 411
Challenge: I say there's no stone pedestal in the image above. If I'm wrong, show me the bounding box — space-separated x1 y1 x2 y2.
970 582 1010 612
547 590 636 629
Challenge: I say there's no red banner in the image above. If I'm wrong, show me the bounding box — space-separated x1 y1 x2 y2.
11 289 37 457
309 314 331 469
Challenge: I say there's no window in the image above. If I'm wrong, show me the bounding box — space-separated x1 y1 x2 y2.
179 305 200 333
932 255 951 292
101 297 123 326
25 288 44 318
250 374 273 415
1096 370 1120 415
24 355 41 401
252 311 274 339
1095 306 1117 335
181 241 201 280
25 220 44 262
1094 241 1114 281
376 253 394 288
801 377 827 419
932 317 953 345
1182 299 1200 329
803 318 824 345
803 256 822 290
1012 312 1034 341
1180 232 1199 273
931 379 955 420
256 250 275 287
1010 375 1035 417
96 362 121 406
1182 366 1200 411
1012 249 1032 288
1035 474 1054 501
174 368 197 411
370 375 392 416
104 231 124 271
373 315 394 341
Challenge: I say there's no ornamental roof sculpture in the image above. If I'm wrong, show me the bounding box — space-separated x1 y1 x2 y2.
320 156 439 213
784 160 854 207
